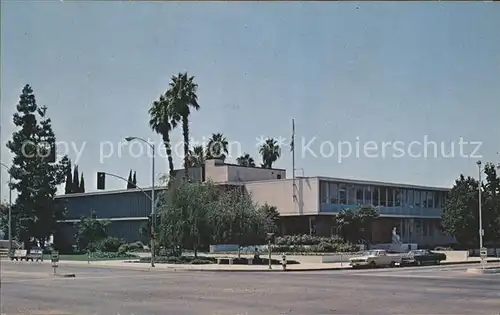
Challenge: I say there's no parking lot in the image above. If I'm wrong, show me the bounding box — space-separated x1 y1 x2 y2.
1 261 499 315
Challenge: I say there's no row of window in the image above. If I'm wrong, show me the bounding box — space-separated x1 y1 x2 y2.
319 181 448 209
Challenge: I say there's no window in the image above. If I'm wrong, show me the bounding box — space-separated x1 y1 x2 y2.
347 184 356 204
329 183 338 204
387 187 394 207
407 189 414 207
423 220 428 236
395 189 402 206
372 186 379 206
320 181 328 203
421 191 427 208
427 191 434 208
435 192 442 208
364 186 373 204
339 183 346 204
356 186 364 204
379 187 387 206
399 189 405 207
414 191 421 207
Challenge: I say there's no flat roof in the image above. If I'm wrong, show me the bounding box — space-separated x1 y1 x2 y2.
56 175 449 199
55 186 164 199
315 176 450 191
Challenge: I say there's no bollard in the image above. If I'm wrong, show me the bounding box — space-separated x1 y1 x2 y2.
282 254 287 271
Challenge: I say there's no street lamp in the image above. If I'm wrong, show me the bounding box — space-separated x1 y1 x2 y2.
477 161 484 253
0 162 13 254
266 232 275 270
125 136 156 268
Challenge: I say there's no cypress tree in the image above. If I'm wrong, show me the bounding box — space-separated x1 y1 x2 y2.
65 159 73 194
72 165 80 193
132 171 137 188
79 173 85 193
127 170 133 189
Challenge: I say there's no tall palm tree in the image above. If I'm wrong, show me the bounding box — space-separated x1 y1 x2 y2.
259 138 281 168
166 73 200 180
236 153 256 167
206 133 229 162
148 94 179 179
187 145 205 167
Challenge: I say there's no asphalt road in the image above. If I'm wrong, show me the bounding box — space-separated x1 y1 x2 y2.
1 261 499 315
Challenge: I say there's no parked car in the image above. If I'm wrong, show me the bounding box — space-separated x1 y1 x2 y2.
400 249 446 266
349 249 403 268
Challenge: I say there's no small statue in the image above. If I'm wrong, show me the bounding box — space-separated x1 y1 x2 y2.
392 227 401 244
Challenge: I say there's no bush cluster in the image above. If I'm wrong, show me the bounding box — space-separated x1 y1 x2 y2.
138 255 216 265
271 243 357 254
117 241 145 254
270 234 358 253
91 251 138 259
216 257 299 265
274 235 345 246
97 237 123 253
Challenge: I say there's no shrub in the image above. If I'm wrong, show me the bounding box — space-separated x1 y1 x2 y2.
98 237 124 253
117 241 146 255
92 251 139 259
117 244 130 255
138 255 216 264
274 234 345 246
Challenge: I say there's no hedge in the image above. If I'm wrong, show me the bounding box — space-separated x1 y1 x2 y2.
138 255 216 264
274 235 345 246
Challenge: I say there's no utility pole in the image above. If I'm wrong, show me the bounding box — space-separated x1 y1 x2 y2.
477 160 485 269
291 119 296 209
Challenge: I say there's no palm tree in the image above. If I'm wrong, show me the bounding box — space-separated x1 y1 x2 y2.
206 133 229 162
148 94 179 179
165 73 200 180
187 145 205 167
236 153 256 167
259 138 281 168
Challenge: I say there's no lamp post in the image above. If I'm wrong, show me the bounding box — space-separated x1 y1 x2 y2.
266 232 274 270
125 137 155 268
477 161 484 255
0 162 12 254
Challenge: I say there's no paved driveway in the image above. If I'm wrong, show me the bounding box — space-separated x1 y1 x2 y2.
1 261 499 315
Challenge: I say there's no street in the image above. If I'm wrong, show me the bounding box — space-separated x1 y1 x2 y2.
1 261 499 315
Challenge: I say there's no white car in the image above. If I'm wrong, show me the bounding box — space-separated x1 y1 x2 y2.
349 249 403 268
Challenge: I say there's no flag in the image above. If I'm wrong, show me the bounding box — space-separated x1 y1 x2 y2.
290 119 295 152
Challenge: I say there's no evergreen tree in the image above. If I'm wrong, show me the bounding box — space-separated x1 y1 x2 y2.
79 173 85 193
64 159 73 194
127 170 133 189
6 84 69 248
132 171 137 188
72 165 80 193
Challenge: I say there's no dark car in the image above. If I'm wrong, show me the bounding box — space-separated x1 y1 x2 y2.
400 249 446 266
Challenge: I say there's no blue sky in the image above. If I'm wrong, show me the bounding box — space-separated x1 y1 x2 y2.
1 2 499 200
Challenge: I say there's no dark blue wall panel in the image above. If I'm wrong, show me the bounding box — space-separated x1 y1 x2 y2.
56 188 167 220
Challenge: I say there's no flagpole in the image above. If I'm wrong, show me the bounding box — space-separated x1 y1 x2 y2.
292 119 296 205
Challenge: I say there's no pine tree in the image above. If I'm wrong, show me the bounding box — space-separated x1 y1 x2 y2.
64 159 73 194
72 165 80 193
79 173 85 193
6 84 69 247
127 170 133 189
132 171 137 188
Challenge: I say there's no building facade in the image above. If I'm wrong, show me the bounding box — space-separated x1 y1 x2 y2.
56 159 454 247
246 177 454 246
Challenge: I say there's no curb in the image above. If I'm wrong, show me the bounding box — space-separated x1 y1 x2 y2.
27 258 500 273
53 273 76 278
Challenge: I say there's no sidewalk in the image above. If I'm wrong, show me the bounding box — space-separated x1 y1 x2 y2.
18 257 500 272
4 257 500 272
